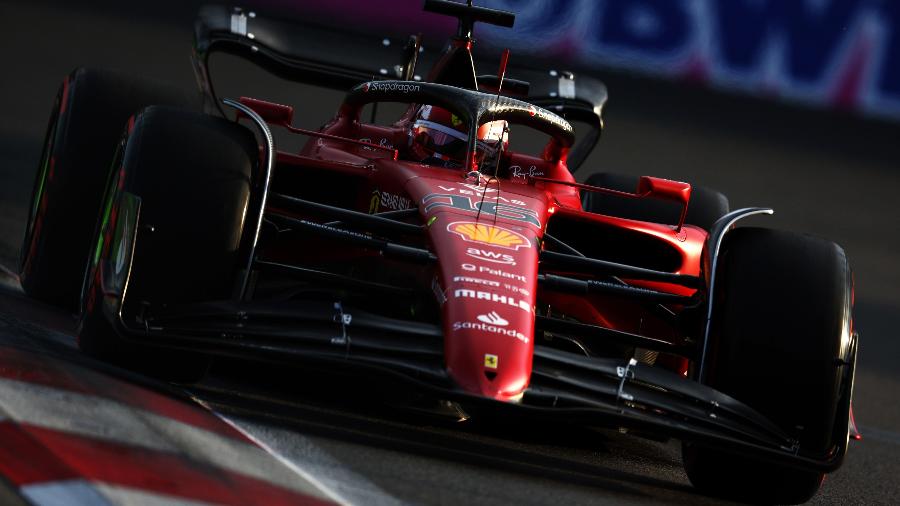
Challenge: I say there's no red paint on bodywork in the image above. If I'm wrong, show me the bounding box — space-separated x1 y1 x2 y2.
407 175 544 400
849 406 862 440
59 77 70 115
256 79 708 402
239 96 295 125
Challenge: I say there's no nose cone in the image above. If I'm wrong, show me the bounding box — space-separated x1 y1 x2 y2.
435 224 539 402
445 303 535 401
410 176 546 402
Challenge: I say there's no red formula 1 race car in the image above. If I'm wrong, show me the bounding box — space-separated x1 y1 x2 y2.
19 1 858 503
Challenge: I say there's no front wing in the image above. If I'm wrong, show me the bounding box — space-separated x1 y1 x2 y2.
97 292 857 475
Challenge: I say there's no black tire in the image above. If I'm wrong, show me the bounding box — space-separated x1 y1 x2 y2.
581 172 729 231
683 227 853 504
19 68 195 311
79 106 256 382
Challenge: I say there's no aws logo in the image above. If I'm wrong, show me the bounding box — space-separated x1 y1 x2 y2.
448 222 531 250
466 247 515 265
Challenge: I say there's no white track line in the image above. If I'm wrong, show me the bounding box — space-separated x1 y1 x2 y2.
208 411 353 506
0 263 21 292
210 412 407 506
0 263 16 278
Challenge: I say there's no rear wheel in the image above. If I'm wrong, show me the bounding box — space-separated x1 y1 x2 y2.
19 68 194 311
581 172 728 231
79 106 257 382
683 227 853 504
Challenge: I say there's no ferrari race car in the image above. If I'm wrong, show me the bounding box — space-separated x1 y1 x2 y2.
19 1 858 503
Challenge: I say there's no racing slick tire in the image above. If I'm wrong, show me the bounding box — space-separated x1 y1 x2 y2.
683 227 853 504
581 172 729 231
79 106 256 382
19 68 194 311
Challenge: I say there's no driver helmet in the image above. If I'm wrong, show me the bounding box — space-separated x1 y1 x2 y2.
409 105 508 169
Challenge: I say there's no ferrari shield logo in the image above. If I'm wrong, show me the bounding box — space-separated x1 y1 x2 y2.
484 354 498 369
448 222 530 250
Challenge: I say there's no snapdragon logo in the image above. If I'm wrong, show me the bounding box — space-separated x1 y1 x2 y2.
364 82 421 93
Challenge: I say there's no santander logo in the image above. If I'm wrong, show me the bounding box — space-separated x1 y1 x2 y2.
477 311 508 326
453 310 529 344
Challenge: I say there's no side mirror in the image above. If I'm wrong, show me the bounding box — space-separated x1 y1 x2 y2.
637 176 691 206
637 176 692 231
238 97 294 126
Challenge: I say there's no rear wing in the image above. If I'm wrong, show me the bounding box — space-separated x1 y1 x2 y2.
192 4 606 171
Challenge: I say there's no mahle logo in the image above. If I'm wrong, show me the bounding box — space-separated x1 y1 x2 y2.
448 222 530 250
453 288 532 314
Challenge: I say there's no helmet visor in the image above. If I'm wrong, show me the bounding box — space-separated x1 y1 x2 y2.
412 120 468 163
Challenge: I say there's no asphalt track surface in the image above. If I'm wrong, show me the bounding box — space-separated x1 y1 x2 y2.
1 1 899 504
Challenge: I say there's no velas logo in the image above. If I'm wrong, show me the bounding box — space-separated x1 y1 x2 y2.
435 184 527 206
477 311 508 326
456 183 497 193
448 222 530 250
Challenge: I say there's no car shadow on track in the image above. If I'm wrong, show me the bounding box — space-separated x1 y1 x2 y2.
193 360 738 505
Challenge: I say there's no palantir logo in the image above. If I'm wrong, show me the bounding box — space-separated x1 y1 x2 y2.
477 311 508 326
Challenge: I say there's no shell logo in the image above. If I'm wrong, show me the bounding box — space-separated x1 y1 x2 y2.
448 222 531 250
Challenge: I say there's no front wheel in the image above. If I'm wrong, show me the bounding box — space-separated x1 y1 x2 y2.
19 68 194 311
683 227 855 504
79 106 257 382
